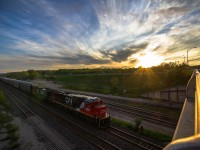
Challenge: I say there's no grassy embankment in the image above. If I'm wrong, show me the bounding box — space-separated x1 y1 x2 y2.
0 90 20 150
55 73 163 97
55 68 191 98
111 117 172 142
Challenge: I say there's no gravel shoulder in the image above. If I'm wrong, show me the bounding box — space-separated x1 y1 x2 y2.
13 117 52 150
0 92 53 150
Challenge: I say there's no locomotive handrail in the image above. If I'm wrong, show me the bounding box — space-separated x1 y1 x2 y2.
164 69 200 150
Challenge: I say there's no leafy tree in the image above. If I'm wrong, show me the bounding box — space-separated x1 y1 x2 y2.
28 70 39 80
20 71 29 80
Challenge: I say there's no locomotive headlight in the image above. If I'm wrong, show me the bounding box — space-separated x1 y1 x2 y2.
105 112 109 118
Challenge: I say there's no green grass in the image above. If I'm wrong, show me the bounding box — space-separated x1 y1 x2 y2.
54 69 191 99
0 90 10 110
55 73 164 97
0 114 20 150
111 117 134 129
111 117 172 142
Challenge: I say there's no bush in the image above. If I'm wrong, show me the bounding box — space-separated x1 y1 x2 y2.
0 90 20 149
0 90 10 110
134 117 142 131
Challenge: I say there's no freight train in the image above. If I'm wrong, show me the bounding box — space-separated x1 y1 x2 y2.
0 77 110 127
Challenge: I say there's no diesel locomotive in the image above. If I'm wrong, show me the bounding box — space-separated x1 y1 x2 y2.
0 77 110 127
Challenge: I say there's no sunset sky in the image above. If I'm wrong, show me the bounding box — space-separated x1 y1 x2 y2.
0 0 200 72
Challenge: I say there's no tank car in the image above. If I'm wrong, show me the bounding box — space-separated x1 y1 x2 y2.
19 80 33 93
12 79 20 88
0 77 35 94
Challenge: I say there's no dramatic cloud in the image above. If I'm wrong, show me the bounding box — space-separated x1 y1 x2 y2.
28 53 111 65
100 43 148 62
0 0 200 72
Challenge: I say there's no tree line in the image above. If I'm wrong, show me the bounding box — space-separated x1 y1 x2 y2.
2 62 197 83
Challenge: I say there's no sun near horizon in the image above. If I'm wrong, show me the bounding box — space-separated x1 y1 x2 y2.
136 52 164 68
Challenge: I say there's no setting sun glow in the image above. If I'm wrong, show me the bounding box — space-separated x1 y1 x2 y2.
136 52 164 68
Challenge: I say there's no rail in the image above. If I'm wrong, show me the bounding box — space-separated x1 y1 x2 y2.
0 81 120 150
164 69 200 150
107 126 163 150
1 84 75 150
105 101 177 128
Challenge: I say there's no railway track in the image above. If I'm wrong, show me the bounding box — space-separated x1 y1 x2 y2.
1 85 75 150
105 101 177 128
0 82 121 150
1 81 166 150
107 126 163 150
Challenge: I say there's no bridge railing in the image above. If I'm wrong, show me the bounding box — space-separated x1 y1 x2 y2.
195 70 200 135
164 69 200 150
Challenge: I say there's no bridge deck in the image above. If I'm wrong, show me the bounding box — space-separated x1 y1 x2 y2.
173 99 194 140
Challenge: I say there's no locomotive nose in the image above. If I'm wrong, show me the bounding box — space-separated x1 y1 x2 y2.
95 105 109 118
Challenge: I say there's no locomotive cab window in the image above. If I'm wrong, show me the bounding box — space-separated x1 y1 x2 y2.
93 98 102 107
80 102 84 109
85 102 90 109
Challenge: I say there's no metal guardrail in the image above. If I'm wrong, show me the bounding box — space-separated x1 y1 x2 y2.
164 70 200 150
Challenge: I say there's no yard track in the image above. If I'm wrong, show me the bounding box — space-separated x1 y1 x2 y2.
1 81 167 150
0 81 120 150
0 83 76 150
105 101 178 128
107 126 163 150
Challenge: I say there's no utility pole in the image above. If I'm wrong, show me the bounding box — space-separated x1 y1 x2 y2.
187 47 197 65
183 55 185 63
